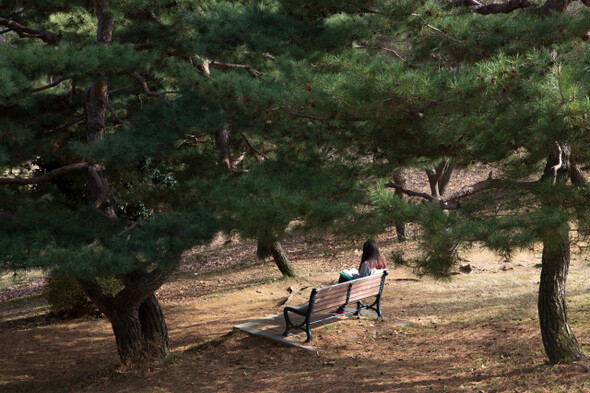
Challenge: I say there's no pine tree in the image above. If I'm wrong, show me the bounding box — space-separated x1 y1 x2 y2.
0 0 362 363
367 0 590 364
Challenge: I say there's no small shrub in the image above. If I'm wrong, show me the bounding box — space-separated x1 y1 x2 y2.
44 274 121 318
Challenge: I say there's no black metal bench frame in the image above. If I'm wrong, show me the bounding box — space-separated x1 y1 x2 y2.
282 271 388 342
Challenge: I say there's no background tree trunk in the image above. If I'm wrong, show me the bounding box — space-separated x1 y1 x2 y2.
392 171 409 242
268 240 296 277
426 158 454 197
538 225 586 363
537 143 587 363
215 123 231 168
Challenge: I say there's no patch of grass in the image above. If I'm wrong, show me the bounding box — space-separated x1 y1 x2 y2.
0 269 45 289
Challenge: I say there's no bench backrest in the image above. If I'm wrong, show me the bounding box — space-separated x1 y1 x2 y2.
310 272 387 312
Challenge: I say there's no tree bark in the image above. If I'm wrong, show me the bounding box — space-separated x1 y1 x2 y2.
537 142 587 363
538 225 586 363
138 294 170 358
543 0 573 13
256 240 273 260
215 123 231 168
268 240 296 277
426 158 454 198
392 171 409 242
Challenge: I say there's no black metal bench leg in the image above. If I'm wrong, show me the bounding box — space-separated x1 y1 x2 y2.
283 309 293 337
375 294 383 318
304 319 312 343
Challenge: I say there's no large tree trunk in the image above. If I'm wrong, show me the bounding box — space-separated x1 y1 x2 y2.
538 225 586 363
537 143 587 363
392 171 409 242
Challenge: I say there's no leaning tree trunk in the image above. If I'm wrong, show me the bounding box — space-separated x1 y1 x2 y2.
267 240 296 277
537 143 587 363
392 171 409 242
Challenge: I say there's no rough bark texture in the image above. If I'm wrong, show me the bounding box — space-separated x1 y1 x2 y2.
256 240 273 260
215 123 231 168
268 240 296 277
392 171 409 242
538 225 586 363
537 143 587 363
426 159 454 198
476 0 531 15
543 0 573 13
79 268 173 364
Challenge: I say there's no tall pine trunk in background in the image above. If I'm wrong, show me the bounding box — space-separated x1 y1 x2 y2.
537 144 587 363
392 171 409 242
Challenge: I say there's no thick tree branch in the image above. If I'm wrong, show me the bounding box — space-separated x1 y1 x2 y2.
448 0 483 6
114 267 175 312
131 72 178 101
0 162 110 209
77 278 115 320
386 175 531 209
475 0 532 14
31 76 70 93
0 17 61 44
240 133 269 161
0 163 88 185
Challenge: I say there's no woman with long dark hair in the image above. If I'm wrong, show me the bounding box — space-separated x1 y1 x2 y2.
339 240 387 282
334 240 387 313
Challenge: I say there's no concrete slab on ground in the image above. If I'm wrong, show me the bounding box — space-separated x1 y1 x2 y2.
234 307 380 350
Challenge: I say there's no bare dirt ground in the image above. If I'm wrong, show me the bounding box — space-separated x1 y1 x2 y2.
2 167 590 392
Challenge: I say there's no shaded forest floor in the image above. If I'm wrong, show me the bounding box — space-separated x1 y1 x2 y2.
2 166 590 392
2 229 590 393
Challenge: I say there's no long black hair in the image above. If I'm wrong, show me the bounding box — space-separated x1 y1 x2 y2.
360 240 387 270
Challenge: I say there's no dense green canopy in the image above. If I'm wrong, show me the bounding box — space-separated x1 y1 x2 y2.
2 0 590 364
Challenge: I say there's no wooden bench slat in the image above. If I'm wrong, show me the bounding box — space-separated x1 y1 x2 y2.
313 282 381 304
283 271 388 342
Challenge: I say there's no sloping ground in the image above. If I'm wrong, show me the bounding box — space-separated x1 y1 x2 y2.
2 229 590 393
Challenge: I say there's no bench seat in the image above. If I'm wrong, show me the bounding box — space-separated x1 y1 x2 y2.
283 271 388 342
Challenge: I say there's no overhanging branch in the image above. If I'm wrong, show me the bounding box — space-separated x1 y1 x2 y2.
475 0 532 14
0 17 61 44
31 76 70 93
0 163 88 185
131 72 178 101
386 175 532 209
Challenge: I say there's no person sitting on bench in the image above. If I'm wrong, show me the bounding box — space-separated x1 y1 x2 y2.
333 240 387 313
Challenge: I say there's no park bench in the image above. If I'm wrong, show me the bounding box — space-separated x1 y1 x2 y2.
283 271 388 342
